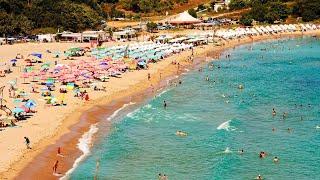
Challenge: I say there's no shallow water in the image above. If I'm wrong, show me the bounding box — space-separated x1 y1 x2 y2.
70 37 320 180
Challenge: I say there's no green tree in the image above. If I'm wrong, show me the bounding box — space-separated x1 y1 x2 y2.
146 21 157 32
229 0 248 10
293 0 320 22
239 13 253 26
0 12 14 36
197 4 206 11
188 8 197 18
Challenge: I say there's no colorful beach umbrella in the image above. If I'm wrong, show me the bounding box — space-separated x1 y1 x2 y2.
13 107 24 114
25 99 36 108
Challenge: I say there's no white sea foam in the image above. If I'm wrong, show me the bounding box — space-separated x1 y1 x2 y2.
224 147 232 154
156 89 169 97
126 108 140 118
107 102 135 121
144 104 152 109
61 102 136 179
316 125 320 129
217 120 237 131
60 123 98 180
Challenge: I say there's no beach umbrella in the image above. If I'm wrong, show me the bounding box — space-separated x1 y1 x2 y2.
17 90 28 97
25 66 34 72
25 99 36 108
7 80 17 86
66 83 74 90
13 99 22 106
31 53 42 59
41 63 50 70
99 75 109 82
20 73 29 83
13 107 24 114
10 59 17 63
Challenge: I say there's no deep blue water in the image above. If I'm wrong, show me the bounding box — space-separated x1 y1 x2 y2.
70 37 320 180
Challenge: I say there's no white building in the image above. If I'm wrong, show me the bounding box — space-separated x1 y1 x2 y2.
113 28 137 41
37 34 56 42
82 30 108 42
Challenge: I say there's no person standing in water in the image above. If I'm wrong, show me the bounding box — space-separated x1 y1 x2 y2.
256 174 263 180
272 108 276 116
163 100 167 109
206 75 209 81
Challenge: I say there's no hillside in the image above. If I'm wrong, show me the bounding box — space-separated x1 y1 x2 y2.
0 0 212 35
0 0 319 36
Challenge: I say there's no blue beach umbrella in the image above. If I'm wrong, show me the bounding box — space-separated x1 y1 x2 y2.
31 53 42 59
25 100 37 108
10 59 17 63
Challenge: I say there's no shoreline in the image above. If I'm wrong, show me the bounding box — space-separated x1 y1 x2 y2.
3 30 320 179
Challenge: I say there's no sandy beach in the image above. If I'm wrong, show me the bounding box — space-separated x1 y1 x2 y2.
0 29 319 179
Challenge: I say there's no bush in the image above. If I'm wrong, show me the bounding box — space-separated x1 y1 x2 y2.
188 9 197 18
239 14 253 26
229 0 248 10
146 22 157 32
293 0 320 22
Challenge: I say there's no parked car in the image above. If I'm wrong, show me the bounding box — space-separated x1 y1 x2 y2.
0 38 5 45
157 26 167 30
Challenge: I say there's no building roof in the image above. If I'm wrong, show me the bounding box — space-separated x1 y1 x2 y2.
166 11 201 25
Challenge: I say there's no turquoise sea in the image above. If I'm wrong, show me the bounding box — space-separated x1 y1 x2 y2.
70 37 320 180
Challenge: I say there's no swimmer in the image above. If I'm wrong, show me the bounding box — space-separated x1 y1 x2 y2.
163 100 167 109
176 130 187 137
238 149 244 155
238 84 244 89
259 151 266 158
272 127 276 132
273 156 279 163
272 108 276 116
256 174 263 180
206 75 209 81
162 174 168 180
282 112 287 119
287 128 292 132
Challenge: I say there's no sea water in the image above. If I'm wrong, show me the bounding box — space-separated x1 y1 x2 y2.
70 37 320 180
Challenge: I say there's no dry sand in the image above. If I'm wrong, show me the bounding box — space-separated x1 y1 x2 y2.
0 30 319 179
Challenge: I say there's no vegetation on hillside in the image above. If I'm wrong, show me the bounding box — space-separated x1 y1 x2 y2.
232 0 320 26
0 0 319 35
0 0 105 35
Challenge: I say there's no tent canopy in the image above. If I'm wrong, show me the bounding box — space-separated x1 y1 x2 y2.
166 11 201 25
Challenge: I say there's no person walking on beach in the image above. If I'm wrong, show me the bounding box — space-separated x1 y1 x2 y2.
24 137 31 149
57 147 64 157
148 73 151 81
53 160 59 174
